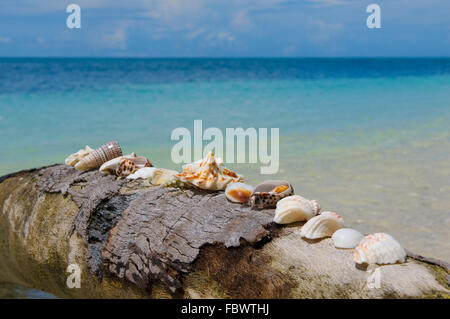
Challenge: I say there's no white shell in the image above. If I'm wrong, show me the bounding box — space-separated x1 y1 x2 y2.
332 228 364 249
176 152 242 191
273 195 320 224
354 233 406 265
99 154 150 175
225 182 254 204
151 168 179 186
126 167 157 180
65 146 93 166
300 211 344 239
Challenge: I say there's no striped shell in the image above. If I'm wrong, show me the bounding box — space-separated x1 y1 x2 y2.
225 182 254 204
75 141 122 171
354 233 406 265
273 195 320 224
300 211 344 239
332 228 364 249
249 180 294 209
176 152 242 191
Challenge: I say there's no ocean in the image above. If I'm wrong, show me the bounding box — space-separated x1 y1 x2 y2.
0 58 449 297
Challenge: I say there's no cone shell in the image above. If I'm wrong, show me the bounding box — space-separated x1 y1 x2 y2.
225 182 254 204
300 211 344 239
249 180 294 208
332 228 364 249
176 152 242 191
75 141 122 171
273 195 320 224
354 233 406 265
65 145 94 167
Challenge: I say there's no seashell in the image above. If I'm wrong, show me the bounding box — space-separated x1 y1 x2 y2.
65 145 94 167
116 159 137 178
300 211 344 239
248 180 294 209
176 152 242 191
126 167 157 180
75 141 122 171
354 233 406 265
151 168 179 186
99 154 152 175
273 195 320 224
332 228 364 249
225 182 254 204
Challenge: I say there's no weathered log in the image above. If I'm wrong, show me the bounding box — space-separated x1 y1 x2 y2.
0 165 448 298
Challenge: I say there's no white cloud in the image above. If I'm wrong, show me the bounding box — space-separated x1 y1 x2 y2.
232 10 252 29
185 28 207 39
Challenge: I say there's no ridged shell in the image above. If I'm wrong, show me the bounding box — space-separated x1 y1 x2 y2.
176 152 242 191
273 195 320 224
75 141 122 171
332 228 364 249
225 182 254 204
300 211 344 239
65 145 93 166
354 233 406 265
249 180 294 208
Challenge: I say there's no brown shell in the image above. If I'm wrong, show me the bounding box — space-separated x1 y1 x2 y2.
75 141 122 171
249 180 294 209
116 159 137 178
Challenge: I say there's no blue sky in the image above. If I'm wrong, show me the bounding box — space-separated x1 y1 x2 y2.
0 0 449 57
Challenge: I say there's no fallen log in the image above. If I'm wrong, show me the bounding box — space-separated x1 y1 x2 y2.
0 164 448 298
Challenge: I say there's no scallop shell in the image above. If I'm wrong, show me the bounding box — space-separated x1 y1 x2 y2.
65 145 94 167
225 182 254 204
75 141 122 171
273 195 320 224
176 152 242 191
99 154 152 175
249 180 294 208
332 228 364 249
354 233 406 265
300 211 344 239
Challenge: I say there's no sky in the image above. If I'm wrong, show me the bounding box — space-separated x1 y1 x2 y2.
0 0 449 57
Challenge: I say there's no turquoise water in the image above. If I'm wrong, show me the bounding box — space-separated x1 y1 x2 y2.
0 58 449 297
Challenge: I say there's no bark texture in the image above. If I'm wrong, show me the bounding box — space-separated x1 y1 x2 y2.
0 164 448 299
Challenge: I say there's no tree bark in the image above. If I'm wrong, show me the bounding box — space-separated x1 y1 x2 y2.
0 164 448 298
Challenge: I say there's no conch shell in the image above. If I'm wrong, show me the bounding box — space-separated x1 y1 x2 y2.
249 180 294 208
74 141 122 172
273 195 320 224
354 233 406 265
300 211 344 239
225 182 254 204
176 152 242 191
99 153 152 177
65 145 94 167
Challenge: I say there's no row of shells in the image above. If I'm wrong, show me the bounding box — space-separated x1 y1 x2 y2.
225 181 406 266
65 142 407 266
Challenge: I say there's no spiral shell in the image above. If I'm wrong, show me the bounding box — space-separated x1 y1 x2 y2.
300 211 344 239
75 141 122 172
273 195 320 224
116 159 137 178
354 233 406 265
100 153 152 176
249 180 294 209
